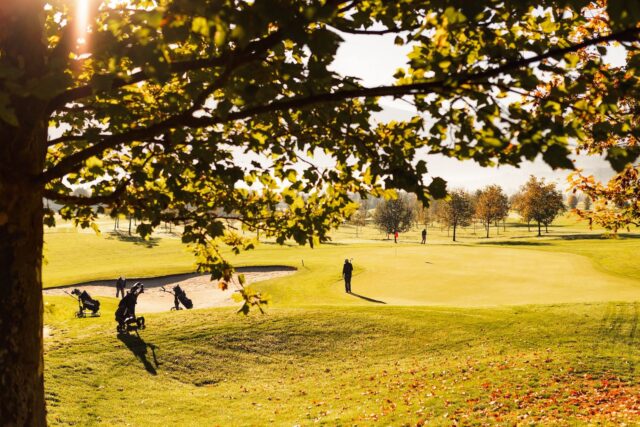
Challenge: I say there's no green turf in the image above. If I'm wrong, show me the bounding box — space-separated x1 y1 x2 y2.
45 298 640 426
44 230 195 288
43 214 640 425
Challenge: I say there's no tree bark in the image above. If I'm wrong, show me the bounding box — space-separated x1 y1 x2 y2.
537 221 542 237
0 126 48 426
0 2 48 423
453 221 457 242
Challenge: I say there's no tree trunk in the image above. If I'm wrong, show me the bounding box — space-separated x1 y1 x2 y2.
545 223 548 233
0 4 48 422
0 129 48 426
453 221 457 242
486 222 489 238
527 221 531 232
537 221 542 237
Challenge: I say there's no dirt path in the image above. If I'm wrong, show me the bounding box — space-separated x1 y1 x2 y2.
43 266 296 313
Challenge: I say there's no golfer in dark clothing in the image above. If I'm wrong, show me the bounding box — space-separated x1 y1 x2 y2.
342 259 353 293
421 228 427 244
116 276 127 298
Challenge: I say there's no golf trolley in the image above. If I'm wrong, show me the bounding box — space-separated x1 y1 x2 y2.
115 282 146 334
160 285 193 311
67 289 101 318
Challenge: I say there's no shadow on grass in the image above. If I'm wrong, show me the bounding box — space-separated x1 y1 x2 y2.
106 232 160 248
349 292 386 304
118 333 160 375
477 241 552 246
598 302 640 345
556 233 640 241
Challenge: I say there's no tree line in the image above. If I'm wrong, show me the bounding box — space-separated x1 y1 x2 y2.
367 176 570 241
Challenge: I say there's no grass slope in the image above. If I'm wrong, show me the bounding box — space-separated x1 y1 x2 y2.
45 298 640 426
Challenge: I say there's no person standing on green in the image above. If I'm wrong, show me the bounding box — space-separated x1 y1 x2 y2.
421 228 427 244
342 259 353 293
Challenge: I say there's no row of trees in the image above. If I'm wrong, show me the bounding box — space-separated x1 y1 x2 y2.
369 177 566 241
566 193 592 210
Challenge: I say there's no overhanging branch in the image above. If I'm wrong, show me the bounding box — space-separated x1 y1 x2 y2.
47 30 284 113
39 26 640 184
43 184 127 206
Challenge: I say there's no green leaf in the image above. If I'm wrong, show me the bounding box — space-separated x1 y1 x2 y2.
428 177 448 199
191 17 210 37
606 146 640 172
542 145 574 170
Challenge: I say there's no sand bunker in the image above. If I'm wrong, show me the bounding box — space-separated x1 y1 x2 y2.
43 266 296 313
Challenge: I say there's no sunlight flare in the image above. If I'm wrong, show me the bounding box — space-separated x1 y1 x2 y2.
75 0 89 45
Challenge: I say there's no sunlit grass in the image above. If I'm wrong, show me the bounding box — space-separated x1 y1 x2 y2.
43 213 640 425
45 299 640 425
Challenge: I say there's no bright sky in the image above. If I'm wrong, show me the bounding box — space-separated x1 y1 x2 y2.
330 32 619 194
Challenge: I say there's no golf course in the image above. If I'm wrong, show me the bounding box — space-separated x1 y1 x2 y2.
43 216 640 426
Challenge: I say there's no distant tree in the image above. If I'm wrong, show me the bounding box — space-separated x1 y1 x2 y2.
428 199 444 228
511 191 532 232
349 198 369 238
567 194 579 209
583 195 592 211
475 185 509 238
373 194 415 238
413 200 428 228
439 190 474 242
540 186 565 233
514 176 565 236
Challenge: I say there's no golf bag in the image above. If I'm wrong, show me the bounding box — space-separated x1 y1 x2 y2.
115 282 145 334
173 285 193 310
70 289 101 317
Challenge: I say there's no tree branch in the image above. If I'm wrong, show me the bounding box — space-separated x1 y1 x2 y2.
46 30 284 112
39 26 640 184
336 27 405 35
47 134 88 147
43 184 127 206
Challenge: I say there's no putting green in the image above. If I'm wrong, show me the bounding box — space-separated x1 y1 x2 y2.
234 243 640 307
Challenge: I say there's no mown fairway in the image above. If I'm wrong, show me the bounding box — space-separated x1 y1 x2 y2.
43 217 640 425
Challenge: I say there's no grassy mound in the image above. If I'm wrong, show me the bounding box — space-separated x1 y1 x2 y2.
45 299 640 425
